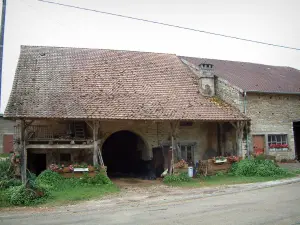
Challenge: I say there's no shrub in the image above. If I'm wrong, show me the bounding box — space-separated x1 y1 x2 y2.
163 172 192 183
6 183 49 206
0 159 14 180
79 173 113 185
0 179 22 189
255 154 276 161
230 158 290 177
36 170 64 190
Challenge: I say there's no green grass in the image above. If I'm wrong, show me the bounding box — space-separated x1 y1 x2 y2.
165 174 297 188
45 184 119 206
0 183 119 208
0 153 9 158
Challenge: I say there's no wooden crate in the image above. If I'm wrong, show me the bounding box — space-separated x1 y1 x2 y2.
198 160 232 176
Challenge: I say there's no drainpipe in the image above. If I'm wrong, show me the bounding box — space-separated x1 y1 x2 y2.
243 91 250 159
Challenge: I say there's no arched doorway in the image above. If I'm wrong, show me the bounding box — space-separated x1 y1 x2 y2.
102 130 151 177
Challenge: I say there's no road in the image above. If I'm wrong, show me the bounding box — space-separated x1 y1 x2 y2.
1 182 300 225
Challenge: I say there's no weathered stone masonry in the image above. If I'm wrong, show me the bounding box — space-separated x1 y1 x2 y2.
215 77 300 159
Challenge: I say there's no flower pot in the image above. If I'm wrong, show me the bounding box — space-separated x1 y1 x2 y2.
63 167 71 173
73 168 89 172
88 166 95 172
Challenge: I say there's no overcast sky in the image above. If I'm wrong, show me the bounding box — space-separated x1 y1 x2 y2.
0 0 300 113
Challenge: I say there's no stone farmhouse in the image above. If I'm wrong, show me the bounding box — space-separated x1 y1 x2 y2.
181 57 300 161
4 46 300 182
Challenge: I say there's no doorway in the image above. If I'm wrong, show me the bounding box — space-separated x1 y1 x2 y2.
28 153 47 175
293 122 300 160
102 130 152 178
252 135 265 155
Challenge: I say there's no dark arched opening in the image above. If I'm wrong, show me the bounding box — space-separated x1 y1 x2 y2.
102 130 155 179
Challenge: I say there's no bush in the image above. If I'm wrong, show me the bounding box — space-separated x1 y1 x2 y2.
36 170 64 190
6 183 49 206
255 154 276 161
0 159 14 180
79 173 113 185
230 158 290 177
0 179 22 189
163 172 192 183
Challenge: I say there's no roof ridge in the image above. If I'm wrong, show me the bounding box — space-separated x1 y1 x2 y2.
179 55 298 70
20 45 176 57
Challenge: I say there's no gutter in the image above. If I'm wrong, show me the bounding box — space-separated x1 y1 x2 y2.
246 90 300 95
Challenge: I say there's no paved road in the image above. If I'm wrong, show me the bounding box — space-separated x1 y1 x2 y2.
1 182 300 225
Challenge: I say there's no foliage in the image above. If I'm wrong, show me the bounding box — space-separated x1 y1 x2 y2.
255 154 276 161
0 179 22 189
78 172 111 185
0 159 14 181
163 172 192 183
230 158 290 177
215 171 226 176
5 183 49 206
35 170 64 190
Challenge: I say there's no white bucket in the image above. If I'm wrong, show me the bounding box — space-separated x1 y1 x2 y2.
188 167 193 177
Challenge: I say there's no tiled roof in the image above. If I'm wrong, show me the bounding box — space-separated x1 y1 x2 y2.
4 46 247 121
181 56 300 94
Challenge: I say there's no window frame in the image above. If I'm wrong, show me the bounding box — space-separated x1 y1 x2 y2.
180 144 195 163
267 134 288 151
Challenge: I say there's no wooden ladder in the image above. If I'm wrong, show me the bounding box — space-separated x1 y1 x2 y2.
74 122 85 138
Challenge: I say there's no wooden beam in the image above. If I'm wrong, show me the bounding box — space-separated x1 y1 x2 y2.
24 120 34 129
93 121 99 166
26 144 93 149
85 121 93 130
20 120 27 184
235 121 246 157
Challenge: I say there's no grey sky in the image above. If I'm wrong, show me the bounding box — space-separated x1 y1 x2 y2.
1 0 300 113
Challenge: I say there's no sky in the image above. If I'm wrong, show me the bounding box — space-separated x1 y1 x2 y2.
0 0 300 113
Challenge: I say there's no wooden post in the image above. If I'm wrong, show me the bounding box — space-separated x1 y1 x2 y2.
235 121 245 157
20 120 27 184
93 121 99 166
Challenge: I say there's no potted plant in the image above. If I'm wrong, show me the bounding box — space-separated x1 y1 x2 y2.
73 163 89 172
213 156 227 164
227 156 239 163
88 165 95 172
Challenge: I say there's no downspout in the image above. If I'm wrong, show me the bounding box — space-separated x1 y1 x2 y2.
244 91 250 159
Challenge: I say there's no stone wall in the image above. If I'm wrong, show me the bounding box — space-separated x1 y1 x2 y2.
0 117 15 153
215 78 244 112
246 93 300 160
215 76 300 159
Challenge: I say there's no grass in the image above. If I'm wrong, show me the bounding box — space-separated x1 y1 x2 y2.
0 183 119 208
45 184 119 206
164 173 297 188
0 153 9 158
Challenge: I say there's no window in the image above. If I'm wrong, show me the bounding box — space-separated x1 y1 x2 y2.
60 153 71 162
180 121 193 127
180 145 194 163
268 134 288 151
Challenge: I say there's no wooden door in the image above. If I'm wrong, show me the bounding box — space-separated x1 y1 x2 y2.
252 135 265 155
3 134 13 153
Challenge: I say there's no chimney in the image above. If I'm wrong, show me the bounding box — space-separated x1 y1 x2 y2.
198 63 215 97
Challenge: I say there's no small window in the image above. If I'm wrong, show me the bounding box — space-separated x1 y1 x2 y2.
180 121 193 127
60 153 71 162
180 145 194 163
268 134 288 151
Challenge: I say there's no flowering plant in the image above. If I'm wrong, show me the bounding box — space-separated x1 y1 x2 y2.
68 165 74 171
227 156 239 162
49 164 59 171
269 144 288 148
